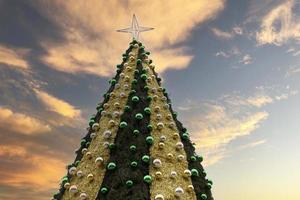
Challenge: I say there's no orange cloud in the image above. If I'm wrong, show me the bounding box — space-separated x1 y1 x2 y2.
0 44 30 69
256 0 300 45
0 144 66 189
34 0 225 77
178 96 270 166
222 94 273 107
151 47 193 73
34 89 81 119
192 108 269 166
0 107 51 135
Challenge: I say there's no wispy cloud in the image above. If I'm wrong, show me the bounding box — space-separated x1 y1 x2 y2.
285 65 300 77
222 94 273 107
233 26 243 35
211 27 235 39
0 44 30 70
211 26 244 40
238 139 267 150
34 0 225 77
286 48 295 53
215 47 241 58
256 0 300 46
292 50 300 56
239 54 252 65
183 101 269 166
34 89 81 119
215 47 252 68
176 88 296 166
0 106 51 135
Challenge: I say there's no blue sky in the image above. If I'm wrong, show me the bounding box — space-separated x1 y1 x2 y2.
0 0 299 199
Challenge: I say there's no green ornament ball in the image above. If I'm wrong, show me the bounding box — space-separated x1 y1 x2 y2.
173 112 178 118
191 169 199 176
124 105 131 112
132 96 140 103
144 107 151 115
143 175 152 184
119 121 128 129
141 74 147 80
132 79 137 85
80 139 86 146
126 180 133 188
190 156 197 162
182 133 190 140
100 187 108 194
61 176 68 184
130 89 136 95
74 160 80 166
132 129 140 136
135 113 143 120
147 124 153 131
107 162 117 170
146 96 152 101
197 155 203 162
207 179 213 185
130 161 138 168
108 143 116 150
146 136 154 145
142 155 150 163
201 194 207 200
89 119 95 126
110 79 116 85
129 145 137 152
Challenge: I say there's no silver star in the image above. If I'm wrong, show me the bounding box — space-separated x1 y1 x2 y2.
117 14 154 40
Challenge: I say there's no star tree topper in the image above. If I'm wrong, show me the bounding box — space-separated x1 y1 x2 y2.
117 14 154 40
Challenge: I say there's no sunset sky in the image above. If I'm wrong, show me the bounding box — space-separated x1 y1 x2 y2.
0 0 300 199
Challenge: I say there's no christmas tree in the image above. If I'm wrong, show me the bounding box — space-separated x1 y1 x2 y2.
53 16 213 200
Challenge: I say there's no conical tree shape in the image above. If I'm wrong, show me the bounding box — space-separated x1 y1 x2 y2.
53 40 213 200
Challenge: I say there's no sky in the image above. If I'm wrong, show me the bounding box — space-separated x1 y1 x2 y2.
0 0 300 199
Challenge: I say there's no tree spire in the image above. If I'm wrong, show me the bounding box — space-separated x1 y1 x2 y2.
117 14 154 40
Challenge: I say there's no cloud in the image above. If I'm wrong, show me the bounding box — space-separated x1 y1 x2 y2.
233 26 243 35
177 86 298 166
177 92 276 166
211 26 244 40
33 0 225 77
239 54 252 65
187 103 269 166
151 47 193 73
285 65 300 77
0 144 65 194
0 44 30 70
214 48 252 68
256 0 300 46
215 47 241 58
215 51 230 58
238 139 267 150
243 95 272 106
222 94 273 107
0 107 51 135
286 47 295 53
34 89 81 119
293 50 300 56
211 27 234 39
